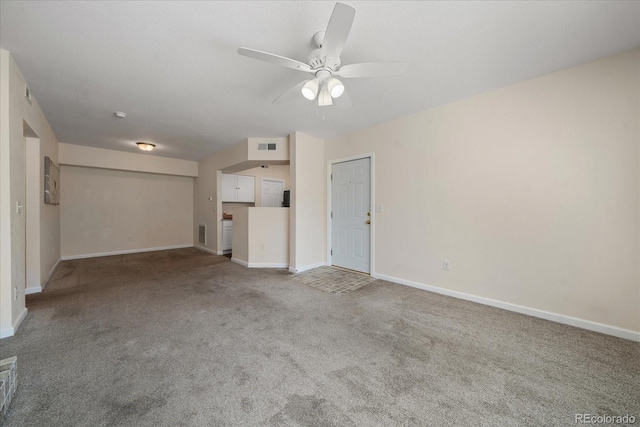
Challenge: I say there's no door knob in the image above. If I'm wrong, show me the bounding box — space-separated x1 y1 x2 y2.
366 220 371 225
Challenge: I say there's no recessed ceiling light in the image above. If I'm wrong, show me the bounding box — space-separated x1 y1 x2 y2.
114 111 127 118
136 142 155 151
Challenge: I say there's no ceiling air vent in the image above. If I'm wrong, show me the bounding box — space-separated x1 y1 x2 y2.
258 143 277 151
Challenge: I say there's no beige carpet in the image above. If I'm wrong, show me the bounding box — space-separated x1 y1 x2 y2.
0 248 638 426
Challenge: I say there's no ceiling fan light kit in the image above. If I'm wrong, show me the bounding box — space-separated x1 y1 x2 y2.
136 142 155 152
301 79 319 100
237 2 407 109
326 77 344 98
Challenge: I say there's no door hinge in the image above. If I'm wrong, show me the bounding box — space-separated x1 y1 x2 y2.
331 174 333 181
331 249 333 256
331 211 333 218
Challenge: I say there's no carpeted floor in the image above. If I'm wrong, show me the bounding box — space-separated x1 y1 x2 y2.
0 248 638 426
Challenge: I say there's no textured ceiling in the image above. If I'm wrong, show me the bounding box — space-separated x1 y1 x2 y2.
1 1 638 161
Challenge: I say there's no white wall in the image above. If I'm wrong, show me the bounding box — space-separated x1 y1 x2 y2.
289 132 326 272
325 49 640 337
61 166 194 258
1 50 60 337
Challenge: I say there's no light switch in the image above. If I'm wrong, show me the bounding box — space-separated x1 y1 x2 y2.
375 204 383 212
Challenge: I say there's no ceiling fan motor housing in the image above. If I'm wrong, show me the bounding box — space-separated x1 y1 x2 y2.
308 31 341 71
307 49 341 71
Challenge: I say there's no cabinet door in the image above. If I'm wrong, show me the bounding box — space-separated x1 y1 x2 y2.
222 222 233 250
236 175 255 202
221 173 237 202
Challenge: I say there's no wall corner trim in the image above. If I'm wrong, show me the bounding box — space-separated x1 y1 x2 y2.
230 257 249 267
288 261 327 274
1 307 29 339
194 246 222 256
42 258 61 289
372 273 640 342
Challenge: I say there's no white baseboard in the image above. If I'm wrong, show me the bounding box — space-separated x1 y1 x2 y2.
44 258 61 285
231 257 249 267
25 258 61 295
288 261 326 273
372 273 640 343
61 244 193 260
248 262 289 269
195 245 222 256
1 307 29 339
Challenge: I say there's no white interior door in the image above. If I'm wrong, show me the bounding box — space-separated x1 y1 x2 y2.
261 179 284 207
331 158 371 273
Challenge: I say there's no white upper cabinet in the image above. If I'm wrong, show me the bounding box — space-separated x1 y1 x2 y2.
221 173 255 202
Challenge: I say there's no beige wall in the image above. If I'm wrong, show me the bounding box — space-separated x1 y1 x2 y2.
25 137 40 290
247 137 289 162
220 165 290 215
195 138 291 254
1 50 61 337
290 132 326 271
232 207 289 267
231 208 249 263
325 49 640 335
59 143 198 177
244 165 290 207
60 166 193 258
248 208 289 266
194 154 228 254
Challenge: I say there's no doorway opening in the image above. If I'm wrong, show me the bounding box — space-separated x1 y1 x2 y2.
24 124 41 294
261 178 284 207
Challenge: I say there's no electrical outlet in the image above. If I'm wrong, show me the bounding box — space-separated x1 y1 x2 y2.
375 204 384 212
260 244 265 251
443 260 451 271
128 235 132 241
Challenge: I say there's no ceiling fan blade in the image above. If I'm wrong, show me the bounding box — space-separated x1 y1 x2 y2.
335 62 409 78
238 47 312 73
273 79 310 104
321 2 356 61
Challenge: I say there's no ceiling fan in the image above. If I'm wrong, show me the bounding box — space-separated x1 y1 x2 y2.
238 2 408 107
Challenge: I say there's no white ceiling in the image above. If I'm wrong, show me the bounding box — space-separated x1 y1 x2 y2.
1 1 638 161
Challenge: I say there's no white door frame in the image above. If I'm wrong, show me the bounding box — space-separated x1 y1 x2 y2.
260 177 285 207
326 153 375 275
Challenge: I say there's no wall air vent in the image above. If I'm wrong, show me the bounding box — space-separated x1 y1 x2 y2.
258 143 277 151
198 224 207 245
